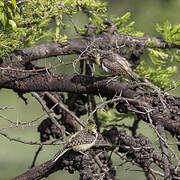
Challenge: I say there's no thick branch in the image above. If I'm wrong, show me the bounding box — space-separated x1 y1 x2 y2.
0 70 180 138
9 33 180 63
156 123 171 180
13 128 178 180
12 160 57 180
12 135 108 180
0 71 134 97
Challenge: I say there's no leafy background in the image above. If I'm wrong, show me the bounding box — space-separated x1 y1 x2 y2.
0 0 180 179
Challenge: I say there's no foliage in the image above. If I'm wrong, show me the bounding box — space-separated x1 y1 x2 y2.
156 20 180 45
135 45 180 89
0 0 17 29
97 108 115 127
111 12 144 36
140 21 180 88
0 0 179 96
0 0 179 122
97 107 135 129
136 60 178 88
0 1 180 179
136 29 180 88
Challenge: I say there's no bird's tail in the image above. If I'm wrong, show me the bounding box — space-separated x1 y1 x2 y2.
52 148 69 162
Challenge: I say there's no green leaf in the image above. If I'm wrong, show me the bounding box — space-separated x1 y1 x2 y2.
7 6 12 13
171 24 180 34
9 19 17 31
11 0 17 9
0 12 7 27
172 32 180 38
156 21 180 45
55 27 60 39
121 12 131 22
0 1 4 7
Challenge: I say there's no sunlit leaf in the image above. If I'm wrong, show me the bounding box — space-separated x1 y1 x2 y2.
0 1 4 7
0 12 7 27
7 6 12 13
55 27 60 39
9 19 17 31
11 0 17 9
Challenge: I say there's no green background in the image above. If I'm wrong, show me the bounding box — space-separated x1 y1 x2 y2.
0 0 180 179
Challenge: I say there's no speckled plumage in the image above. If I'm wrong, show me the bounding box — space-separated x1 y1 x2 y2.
53 121 97 162
94 52 139 81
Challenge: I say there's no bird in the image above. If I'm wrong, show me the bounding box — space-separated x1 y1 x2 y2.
93 51 139 81
53 120 98 162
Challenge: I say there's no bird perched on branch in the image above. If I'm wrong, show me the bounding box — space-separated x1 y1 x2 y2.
53 120 98 162
93 51 139 81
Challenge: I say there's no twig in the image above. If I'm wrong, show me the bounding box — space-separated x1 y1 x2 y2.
44 92 84 128
0 106 13 110
67 14 80 36
0 61 72 73
85 96 149 124
148 110 175 179
94 153 109 173
0 113 45 126
31 92 65 140
115 150 140 167
73 56 86 74
90 95 100 131
0 129 63 145
73 37 103 74
150 168 164 177
139 80 168 111
143 168 154 180
156 123 172 180
147 111 179 161
30 145 43 168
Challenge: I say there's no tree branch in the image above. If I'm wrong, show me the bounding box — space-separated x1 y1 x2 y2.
1 70 180 139
10 33 180 63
